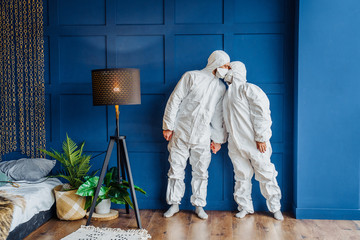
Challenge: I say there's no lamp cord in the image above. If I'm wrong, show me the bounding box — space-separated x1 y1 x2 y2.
90 151 107 160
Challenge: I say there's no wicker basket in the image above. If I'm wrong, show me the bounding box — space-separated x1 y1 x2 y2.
53 185 86 220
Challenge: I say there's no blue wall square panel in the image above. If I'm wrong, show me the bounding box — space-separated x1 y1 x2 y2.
111 94 166 145
234 0 284 23
175 35 223 80
59 94 107 147
116 36 164 86
175 0 223 24
233 34 284 84
115 0 164 25
129 152 166 201
268 94 284 143
59 36 106 84
58 0 105 25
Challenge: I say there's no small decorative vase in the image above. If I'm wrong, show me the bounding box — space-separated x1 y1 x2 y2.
95 199 111 214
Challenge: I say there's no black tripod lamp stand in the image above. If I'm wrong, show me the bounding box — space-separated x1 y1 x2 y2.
86 68 142 228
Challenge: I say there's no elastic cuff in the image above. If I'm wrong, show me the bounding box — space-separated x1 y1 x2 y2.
191 199 206 207
255 136 269 142
267 202 281 213
255 130 272 142
269 208 281 213
238 206 254 214
162 122 174 131
167 200 181 205
211 137 226 144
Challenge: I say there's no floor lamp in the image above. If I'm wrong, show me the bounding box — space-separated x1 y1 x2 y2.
86 68 142 228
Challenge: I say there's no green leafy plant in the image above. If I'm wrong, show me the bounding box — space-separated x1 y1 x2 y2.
40 134 92 190
76 167 146 210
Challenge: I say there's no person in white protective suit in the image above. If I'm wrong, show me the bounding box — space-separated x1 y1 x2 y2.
162 50 230 219
223 61 284 221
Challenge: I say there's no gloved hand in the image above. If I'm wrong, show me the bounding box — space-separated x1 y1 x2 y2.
163 130 173 141
210 141 221 154
256 141 267 153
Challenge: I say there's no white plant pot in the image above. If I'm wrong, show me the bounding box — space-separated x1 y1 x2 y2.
95 199 111 215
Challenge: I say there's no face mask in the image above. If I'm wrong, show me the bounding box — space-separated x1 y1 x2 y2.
215 68 228 79
224 71 233 84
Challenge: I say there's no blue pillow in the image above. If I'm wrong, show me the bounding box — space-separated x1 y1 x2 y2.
0 172 9 186
0 158 56 181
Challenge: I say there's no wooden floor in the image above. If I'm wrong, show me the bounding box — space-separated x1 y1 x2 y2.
25 210 360 240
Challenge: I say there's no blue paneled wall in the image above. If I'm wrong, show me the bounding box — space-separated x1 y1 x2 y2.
295 0 360 219
4 0 295 212
3 0 360 220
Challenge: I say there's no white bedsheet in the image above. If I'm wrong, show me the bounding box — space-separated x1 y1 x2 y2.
0 178 62 231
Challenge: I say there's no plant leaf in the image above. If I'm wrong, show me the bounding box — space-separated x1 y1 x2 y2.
111 198 125 205
123 195 134 209
84 197 93 210
108 185 128 199
109 167 118 182
98 186 109 199
110 190 131 206
76 177 99 196
110 198 126 204
104 171 112 187
120 181 146 194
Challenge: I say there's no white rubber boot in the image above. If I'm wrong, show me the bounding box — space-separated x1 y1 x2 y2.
274 211 284 221
235 209 249 219
195 206 208 220
163 204 179 218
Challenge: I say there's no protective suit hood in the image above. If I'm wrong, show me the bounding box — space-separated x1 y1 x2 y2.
225 61 247 85
204 50 230 72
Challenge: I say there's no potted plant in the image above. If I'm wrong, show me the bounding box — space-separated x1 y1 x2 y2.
40 134 93 220
76 166 146 214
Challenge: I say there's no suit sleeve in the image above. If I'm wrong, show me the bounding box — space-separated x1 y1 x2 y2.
210 86 227 144
246 85 272 142
162 72 192 131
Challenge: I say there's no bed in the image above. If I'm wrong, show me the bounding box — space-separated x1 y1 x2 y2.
0 178 62 240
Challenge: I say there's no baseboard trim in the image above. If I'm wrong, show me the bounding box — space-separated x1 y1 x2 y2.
114 200 293 212
294 207 360 220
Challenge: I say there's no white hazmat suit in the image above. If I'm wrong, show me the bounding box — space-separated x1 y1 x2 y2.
163 50 229 209
223 61 282 215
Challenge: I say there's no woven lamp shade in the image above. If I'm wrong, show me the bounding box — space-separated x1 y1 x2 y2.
92 68 141 106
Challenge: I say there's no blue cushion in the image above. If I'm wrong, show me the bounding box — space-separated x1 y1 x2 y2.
0 171 9 186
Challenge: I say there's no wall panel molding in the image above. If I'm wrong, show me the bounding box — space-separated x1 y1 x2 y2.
58 0 106 26
44 0 294 211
